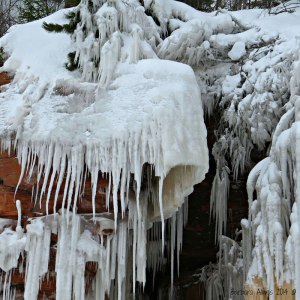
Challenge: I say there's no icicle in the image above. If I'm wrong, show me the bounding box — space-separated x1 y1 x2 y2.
55 215 69 300
158 177 165 252
39 143 54 207
129 25 143 63
66 146 83 221
241 219 251 281
14 143 28 197
106 173 112 212
98 32 121 89
210 165 229 245
2 270 13 300
61 158 72 215
110 229 117 281
112 142 120 230
24 219 46 300
136 195 147 286
117 221 127 300
170 213 176 294
46 145 62 215
72 147 84 213
16 200 22 231
131 200 137 296
54 151 66 215
39 222 51 277
120 168 126 218
176 204 183 277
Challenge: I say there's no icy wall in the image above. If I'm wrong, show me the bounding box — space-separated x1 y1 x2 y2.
241 49 300 300
0 0 209 299
152 1 300 298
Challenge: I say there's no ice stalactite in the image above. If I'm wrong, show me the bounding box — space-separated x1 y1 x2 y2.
0 198 190 300
24 219 51 300
0 271 15 300
167 200 188 295
210 137 230 245
244 150 286 296
98 32 121 89
0 203 24 299
194 235 243 300
0 202 25 274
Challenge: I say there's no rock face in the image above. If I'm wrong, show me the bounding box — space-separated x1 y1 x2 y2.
0 72 11 86
0 150 110 298
0 150 110 218
0 65 111 298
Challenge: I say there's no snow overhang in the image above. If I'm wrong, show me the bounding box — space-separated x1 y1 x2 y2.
0 10 209 224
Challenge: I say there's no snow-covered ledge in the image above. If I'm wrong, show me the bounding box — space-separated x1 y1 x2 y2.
0 7 208 300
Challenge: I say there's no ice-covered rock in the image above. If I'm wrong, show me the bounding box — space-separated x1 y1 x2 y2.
228 41 246 61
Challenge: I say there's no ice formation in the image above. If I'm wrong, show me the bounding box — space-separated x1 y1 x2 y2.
0 0 209 299
153 1 300 298
186 3 300 299
156 5 287 246
1 0 300 298
240 50 300 299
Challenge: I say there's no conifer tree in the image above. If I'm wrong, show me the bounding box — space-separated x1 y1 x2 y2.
43 0 167 86
0 48 4 67
65 0 80 7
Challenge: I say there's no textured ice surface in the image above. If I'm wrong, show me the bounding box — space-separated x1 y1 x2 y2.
0 2 208 299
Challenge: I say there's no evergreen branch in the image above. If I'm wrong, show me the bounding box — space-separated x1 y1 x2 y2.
42 22 64 32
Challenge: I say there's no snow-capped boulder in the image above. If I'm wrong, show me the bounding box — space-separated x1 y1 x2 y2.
228 41 246 61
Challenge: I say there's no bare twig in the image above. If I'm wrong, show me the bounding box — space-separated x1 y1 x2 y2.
0 0 20 37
